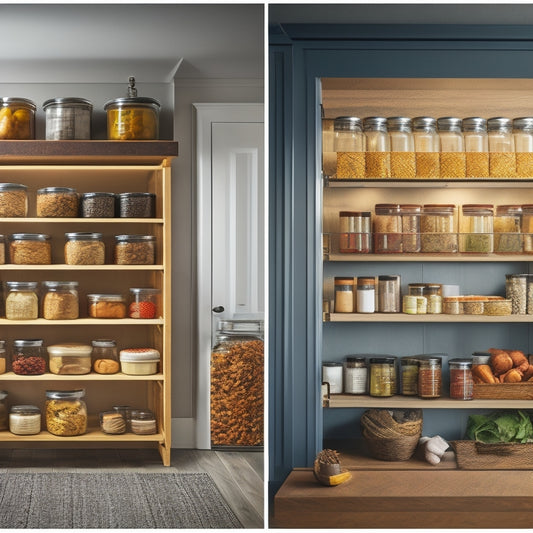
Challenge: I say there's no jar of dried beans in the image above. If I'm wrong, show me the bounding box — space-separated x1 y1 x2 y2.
118 192 156 218
506 273 528 314
387 117 415 179
211 319 264 447
373 203 402 253
488 117 515 178
513 117 533 177
36 187 79 217
448 358 474 400
65 232 105 265
45 389 87 436
80 192 116 218
437 117 465 178
363 117 390 178
463 117 489 178
5 281 39 320
413 116 440 178
11 339 46 375
417 355 442 399
0 183 28 217
9 233 51 264
334 116 365 179
42 281 79 320
114 234 155 265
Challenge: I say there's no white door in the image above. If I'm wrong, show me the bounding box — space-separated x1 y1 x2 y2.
195 103 264 449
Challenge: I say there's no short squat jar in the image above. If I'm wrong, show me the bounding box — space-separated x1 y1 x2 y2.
36 187 79 217
9 233 51 265
0 97 35 139
114 234 155 265
99 411 126 434
45 389 87 437
65 232 105 265
80 192 116 218
43 97 92 140
130 409 157 435
42 281 79 320
9 405 41 435
118 192 156 218
0 183 28 217
91 339 119 374
5 281 39 320
128 288 160 319
11 339 46 375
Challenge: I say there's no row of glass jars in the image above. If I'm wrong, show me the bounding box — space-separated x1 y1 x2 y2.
2 282 160 320
323 354 475 400
0 184 156 218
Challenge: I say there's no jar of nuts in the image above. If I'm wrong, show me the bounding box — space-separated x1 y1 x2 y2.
9 233 51 264
87 294 127 319
42 281 79 320
64 232 105 265
0 183 28 217
11 339 46 375
36 187 79 217
114 234 155 265
117 192 156 218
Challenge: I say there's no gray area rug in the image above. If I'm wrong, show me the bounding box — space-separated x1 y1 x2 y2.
0 472 243 529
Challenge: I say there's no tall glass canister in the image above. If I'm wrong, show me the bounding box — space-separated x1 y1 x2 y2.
363 117 390 178
413 116 440 178
463 117 489 178
334 116 365 179
459 204 494 253
438 117 465 178
513 117 533 178
488 117 515 178
387 117 415 179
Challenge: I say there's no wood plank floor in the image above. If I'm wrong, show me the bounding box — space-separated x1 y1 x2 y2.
0 447 264 529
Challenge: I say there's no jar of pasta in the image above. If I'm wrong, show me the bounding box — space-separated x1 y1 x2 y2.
463 117 489 178
0 97 35 139
494 205 523 253
64 232 105 265
413 116 440 178
369 356 396 397
42 281 79 320
363 117 390 178
488 117 515 178
9 233 51 264
387 117 415 179
11 339 46 375
36 187 79 217
0 183 28 217
5 281 39 320
374 203 402 253
45 389 87 436
420 204 457 253
334 116 365 179
438 117 465 178
459 204 494 253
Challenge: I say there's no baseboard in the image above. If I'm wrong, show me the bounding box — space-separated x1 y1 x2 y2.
171 417 195 448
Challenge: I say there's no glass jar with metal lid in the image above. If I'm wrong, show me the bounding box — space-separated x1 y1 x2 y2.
0 391 7 430
369 356 396 397
130 409 157 435
114 234 155 265
338 211 371 253
513 117 533 177
378 275 400 313
43 97 92 140
9 233 51 264
448 358 474 400
334 116 365 179
459 204 494 253
506 273 528 314
363 117 390 178
343 356 367 394
463 117 489 178
118 192 156 218
42 281 79 320
420 204 457 253
104 77 160 140
0 340 6 374
91 339 119 374
400 356 419 395
11 339 46 375
413 116 440 178
47 343 92 375
0 183 27 217
36 187 79 217
0 97 35 139
5 281 39 320
425 284 443 314
494 205 523 253
373 203 402 253
9 404 40 435
80 192 116 218
387 117 415 179
488 117 515 177
45 389 87 436
64 232 105 265
128 288 160 319
417 355 442 399
87 294 127 319
438 117 466 178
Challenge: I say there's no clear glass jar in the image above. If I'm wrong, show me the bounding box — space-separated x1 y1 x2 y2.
0 390 7 430
402 294 418 315
438 117 466 178
36 187 79 217
9 404 40 435
459 204 494 253
0 183 28 217
400 203 421 252
322 362 343 394
373 203 402 253
356 277 375 313
400 357 419 396
114 234 155 265
420 204 457 253
9 233 51 265
80 192 116 218
11 339 46 375
363 116 390 178
448 358 474 400
463 117 489 178
506 273 527 314
112 405 133 431
417 355 442 399
378 275 401 313
334 277 354 313
488 117 515 177
118 192 156 218
47 343 92 375
128 287 160 318
42 281 79 320
5 281 39 320
130 409 157 435
45 389 87 436
334 116 365 179
413 116 440 178
513 117 533 177
64 232 105 265
522 204 533 253
425 284 443 314
87 294 127 319
408 283 427 314
0 97 35 139
369 356 396 397
99 410 126 434
91 339 119 374
0 340 6 374
338 211 371 253
211 319 264 447
494 205 523 253
343 357 367 394
387 117 415 179
43 97 92 140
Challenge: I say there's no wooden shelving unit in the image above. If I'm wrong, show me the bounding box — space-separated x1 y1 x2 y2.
0 140 177 465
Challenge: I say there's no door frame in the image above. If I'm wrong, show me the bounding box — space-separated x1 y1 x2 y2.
194 102 264 449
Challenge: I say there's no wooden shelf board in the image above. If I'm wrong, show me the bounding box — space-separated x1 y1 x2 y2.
0 264 164 271
327 312 533 323
0 318 164 326
0 217 163 224
326 252 533 262
0 372 164 381
325 178 533 188
0 428 164 443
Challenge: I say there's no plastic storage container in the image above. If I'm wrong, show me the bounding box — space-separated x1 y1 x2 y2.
373 203 402 253
400 203 421 252
420 204 457 252
128 288 160 318
36 187 79 217
438 117 466 178
5 281 39 320
0 97 35 139
494 205 523 253
99 411 126 434
64 232 105 265
459 204 494 253
387 116 415 179
463 117 489 178
11 339 46 375
513 117 533 177
522 204 533 253
413 116 440 178
369 356 397 397
363 116 390 178
80 192 116 218
114 234 155 265
117 192 156 218
9 405 41 435
378 275 401 313
119 348 160 375
9 233 51 265
91 339 119 374
87 294 127 319
42 281 79 320
0 183 28 217
488 117 515 177
338 211 371 253
47 343 92 375
334 116 365 179
506 273 528 314
43 97 92 140
45 389 87 436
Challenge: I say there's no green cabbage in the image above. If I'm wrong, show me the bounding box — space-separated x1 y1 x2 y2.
465 411 533 443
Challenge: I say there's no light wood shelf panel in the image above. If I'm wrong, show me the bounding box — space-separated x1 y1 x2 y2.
0 265 164 271
0 428 164 443
325 178 533 188
0 318 163 326
326 252 533 262
327 312 533 323
0 372 164 381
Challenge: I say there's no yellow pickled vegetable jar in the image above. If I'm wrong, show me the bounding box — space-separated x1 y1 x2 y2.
105 97 160 140
0 97 35 139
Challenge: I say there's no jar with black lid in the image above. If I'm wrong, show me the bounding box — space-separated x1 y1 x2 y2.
11 339 46 375
36 187 79 217
0 97 35 139
369 356 396 397
343 357 367 394
43 97 92 140
118 192 155 218
80 192 116 218
0 183 28 217
65 232 105 265
417 355 442 399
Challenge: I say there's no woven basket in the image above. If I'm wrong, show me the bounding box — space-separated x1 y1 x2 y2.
451 440 533 470
362 429 421 461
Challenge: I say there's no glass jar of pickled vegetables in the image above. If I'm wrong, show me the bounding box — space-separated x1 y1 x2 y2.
494 205 523 253
363 117 390 178
463 117 489 178
334 116 365 179
0 97 35 139
45 389 87 436
387 117 415 179
413 116 440 178
369 356 396 397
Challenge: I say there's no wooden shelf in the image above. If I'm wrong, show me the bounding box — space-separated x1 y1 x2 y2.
326 252 533 262
0 264 164 271
0 428 164 443
0 372 164 381
327 312 532 323
325 177 533 188
0 217 163 224
0 318 163 326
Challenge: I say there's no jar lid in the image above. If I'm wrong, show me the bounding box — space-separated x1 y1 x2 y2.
386 116 412 131
81 192 116 199
120 348 160 362
65 232 103 240
217 319 264 334
323 362 343 367
346 356 366 364
462 117 487 131
104 96 160 110
91 339 117 348
487 117 512 131
0 183 27 191
462 204 493 214
448 357 472 368
129 409 155 420
43 97 93 110
47 344 92 356
10 404 40 414
335 277 354 285
87 293 125 302
495 205 522 215
505 273 528 279
513 117 533 131
423 204 456 210
369 356 396 364
375 203 401 214
129 287 161 295
42 281 79 289
118 192 156 199
5 281 38 290
413 116 437 129
437 117 462 131
115 234 156 242
400 356 420 365
13 339 43 347
45 389 85 400
363 116 387 130
357 277 375 285
416 354 443 365
0 97 36 110
339 211 371 217
334 116 362 131
472 352 492 364
378 275 399 281
9 233 50 241
37 187 77 194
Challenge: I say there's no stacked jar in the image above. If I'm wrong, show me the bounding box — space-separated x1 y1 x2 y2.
338 211 371 253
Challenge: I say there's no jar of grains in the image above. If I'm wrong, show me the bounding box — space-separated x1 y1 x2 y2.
0 340 6 374
494 205 523 253
128 288 160 319
36 187 79 217
448 358 474 400
522 204 533 253
0 391 7 430
369 356 397 397
506 273 528 314
11 339 46 375
334 277 354 313
417 355 442 399
408 283 427 314
425 284 443 314
387 117 415 179
0 183 28 217
463 117 489 178
339 211 371 253
87 294 127 319
413 116 440 178
91 339 120 374
9 405 41 435
5 281 39 320
420 204 457 253
322 362 343 394
45 389 87 436
130 409 157 435
114 234 155 265
459 204 494 253
117 192 156 218
80 192 116 218
513 117 533 177
363 117 390 178
400 204 421 252
0 97 35 139
374 203 402 253
378 275 401 313
488 117 515 178
437 117 466 178
9 233 51 264
43 97 92 140
343 356 368 394
400 356 420 395
42 281 79 320
334 116 365 179
64 232 105 265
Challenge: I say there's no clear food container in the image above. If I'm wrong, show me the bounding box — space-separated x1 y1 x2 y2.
363 116 390 178
369 356 397 397
334 277 354 313
417 355 443 399
43 97 92 140
42 281 79 320
338 211 371 254
99 411 126 434
400 356 419 395
494 205 523 253
0 183 28 217
130 409 157 435
0 340 6 374
400 203 421 252
47 343 92 375
459 204 494 253
87 294 126 319
9 405 41 435
0 97 35 139
80 192 116 218
119 348 160 375
387 116 415 179
488 117 515 177
373 203 402 253
64 232 105 265
448 358 474 400
506 273 527 315
0 391 7 430
91 339 119 374
420 204 457 253
114 234 155 265
438 117 465 178
45 389 87 436
117 192 156 218
128 288 160 318
463 117 489 178
4 281 39 320
11 339 46 375
334 116 365 179
513 117 533 177
9 233 51 265
413 116 440 178
522 204 533 253
36 187 79 217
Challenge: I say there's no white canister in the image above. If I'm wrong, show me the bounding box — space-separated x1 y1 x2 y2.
9 405 41 435
322 362 343 394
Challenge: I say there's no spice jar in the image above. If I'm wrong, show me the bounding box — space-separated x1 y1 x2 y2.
211 319 264 447
99 411 126 434
369 356 396 397
506 273 527 314
36 187 79 217
417 356 442 399
9 405 40 435
334 277 354 313
438 117 465 178
47 343 92 375
363 117 390 178
425 284 443 314
0 97 35 139
105 77 160 140
80 192 116 218
11 339 46 375
87 294 127 319
356 277 375 313
488 117 515 178
91 339 119 374
45 389 87 436
64 232 105 265
128 288 160 319
387 117 415 179
343 357 367 394
0 341 6 374
400 357 419 395
130 409 157 435
448 358 474 400
322 362 343 394
9 233 51 265
413 116 440 178
459 204 494 253
0 391 7 430
494 205 523 253
42 281 79 320
0 183 28 217
513 117 533 177
400 204 421 252
114 234 156 265
118 192 156 218
420 204 457 252
463 117 489 178
5 281 39 320
378 275 401 313
374 203 402 253
334 116 365 179
43 97 92 140
339 211 371 253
